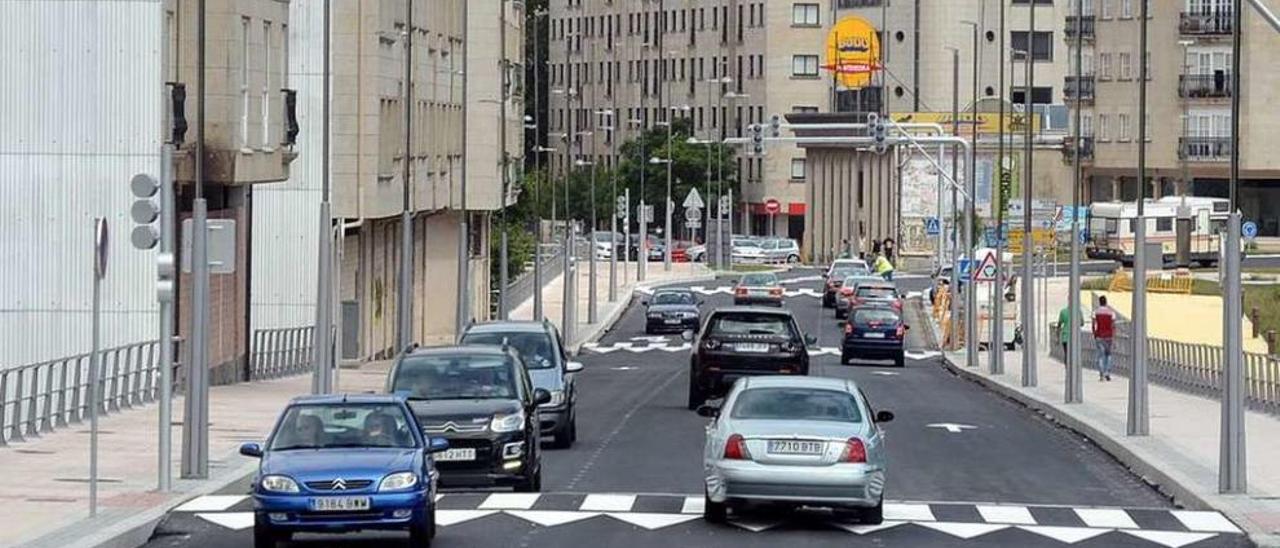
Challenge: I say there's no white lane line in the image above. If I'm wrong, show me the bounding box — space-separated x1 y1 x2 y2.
174 495 247 513
607 512 700 530
579 494 637 512
1170 510 1241 533
976 504 1036 525
478 493 541 510
829 520 906 535
437 510 498 526
884 503 935 522
680 496 705 515
1074 508 1139 529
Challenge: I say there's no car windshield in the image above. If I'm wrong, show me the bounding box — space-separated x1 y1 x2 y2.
730 388 862 423
843 276 880 287
831 265 866 278
460 331 557 370
708 313 793 337
391 355 519 398
852 308 900 327
653 291 695 305
269 403 416 451
740 273 778 286
857 286 897 299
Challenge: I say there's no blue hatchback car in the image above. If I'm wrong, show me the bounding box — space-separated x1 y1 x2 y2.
239 394 450 548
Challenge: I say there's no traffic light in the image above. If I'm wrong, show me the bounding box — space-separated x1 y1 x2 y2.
751 124 765 157
870 113 888 155
769 114 782 138
130 173 162 250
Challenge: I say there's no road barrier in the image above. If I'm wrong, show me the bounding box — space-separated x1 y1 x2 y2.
1052 322 1280 416
248 326 316 381
1107 269 1194 294
0 340 166 446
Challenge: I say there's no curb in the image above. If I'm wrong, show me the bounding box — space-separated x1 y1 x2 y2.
935 352 1280 548
567 268 717 355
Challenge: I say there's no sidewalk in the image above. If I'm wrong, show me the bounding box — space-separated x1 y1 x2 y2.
509 259 714 352
0 363 390 548
936 277 1280 547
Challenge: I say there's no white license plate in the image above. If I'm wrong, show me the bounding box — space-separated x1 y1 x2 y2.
767 440 824 455
436 448 477 462
863 332 886 339
734 343 771 353
310 496 370 512
665 319 682 325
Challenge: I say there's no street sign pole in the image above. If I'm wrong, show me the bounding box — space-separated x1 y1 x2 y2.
158 147 175 492
1067 0 1085 404
1129 0 1151 437
89 218 108 517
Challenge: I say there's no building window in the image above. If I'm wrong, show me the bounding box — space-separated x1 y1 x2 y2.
1010 86 1053 105
1098 52 1113 79
1118 51 1132 80
792 105 820 113
793 3 820 26
240 16 250 148
1118 113 1131 141
1098 113 1110 141
792 54 819 77
1101 0 1113 18
1011 31 1054 61
791 158 807 180
261 21 272 148
1121 0 1133 18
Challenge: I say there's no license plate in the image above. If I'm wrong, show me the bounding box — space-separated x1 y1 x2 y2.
665 319 682 325
734 343 770 353
436 448 477 462
767 440 824 455
863 332 886 339
311 496 370 512
750 289 767 296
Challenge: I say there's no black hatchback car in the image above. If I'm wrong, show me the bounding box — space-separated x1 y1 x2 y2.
841 305 909 367
459 320 583 449
643 288 702 334
684 307 817 409
386 345 551 491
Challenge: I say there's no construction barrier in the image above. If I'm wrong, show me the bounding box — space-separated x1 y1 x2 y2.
1107 268 1194 295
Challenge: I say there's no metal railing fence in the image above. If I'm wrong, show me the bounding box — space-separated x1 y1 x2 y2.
248 326 316 381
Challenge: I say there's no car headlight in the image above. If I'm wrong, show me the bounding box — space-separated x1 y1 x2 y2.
682 312 699 319
647 312 662 319
490 410 526 433
541 390 566 407
260 475 300 493
378 471 419 492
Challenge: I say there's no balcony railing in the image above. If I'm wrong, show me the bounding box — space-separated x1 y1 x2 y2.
1064 15 1096 39
1063 135 1095 160
836 87 884 114
1179 137 1231 161
1179 73 1232 98
1064 75 1096 101
1180 11 1234 35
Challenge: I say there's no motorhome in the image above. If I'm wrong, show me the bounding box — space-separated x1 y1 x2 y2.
1086 197 1232 266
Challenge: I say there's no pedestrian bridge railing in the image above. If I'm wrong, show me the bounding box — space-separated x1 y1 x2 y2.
1051 322 1280 416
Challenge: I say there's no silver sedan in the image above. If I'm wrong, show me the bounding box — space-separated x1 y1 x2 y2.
697 376 894 524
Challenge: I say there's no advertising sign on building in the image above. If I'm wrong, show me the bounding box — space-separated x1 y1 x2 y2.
825 17 881 90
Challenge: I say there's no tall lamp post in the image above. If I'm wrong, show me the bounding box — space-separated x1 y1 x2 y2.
551 86 581 343
961 19 981 370
1020 0 1038 388
598 108 619 302
1066 1 1088 404
720 90 749 266
1128 0 1151 436
661 103 691 271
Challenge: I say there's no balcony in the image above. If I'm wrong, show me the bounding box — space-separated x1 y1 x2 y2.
1179 73 1232 98
1179 137 1231 161
1064 75 1095 102
836 87 884 113
837 0 883 7
1064 15 1095 40
1063 136 1094 161
1180 11 1234 35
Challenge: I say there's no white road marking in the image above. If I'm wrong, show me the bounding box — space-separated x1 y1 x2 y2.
195 512 254 530
1120 530 1219 548
436 510 498 526
1170 510 1241 533
580 494 637 512
871 371 900 376
607 512 700 530
478 493 541 510
884 502 936 522
926 423 978 433
905 350 943 360
977 504 1036 525
630 336 669 343
1018 525 1113 544
829 520 906 535
917 521 1009 539
174 495 247 513
1074 508 1139 529
680 496 704 515
726 518 783 532
611 366 638 371
505 510 599 527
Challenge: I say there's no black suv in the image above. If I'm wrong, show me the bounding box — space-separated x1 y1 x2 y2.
386 345 550 491
684 307 817 409
459 320 582 448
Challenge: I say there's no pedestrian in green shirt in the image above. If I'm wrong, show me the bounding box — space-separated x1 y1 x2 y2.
1057 305 1074 359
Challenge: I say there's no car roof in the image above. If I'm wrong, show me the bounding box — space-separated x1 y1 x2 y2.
710 306 794 317
289 393 407 405
404 344 514 358
739 376 853 391
653 287 694 294
856 281 896 289
463 321 551 335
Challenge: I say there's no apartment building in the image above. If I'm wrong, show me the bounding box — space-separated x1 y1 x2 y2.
1079 0 1280 236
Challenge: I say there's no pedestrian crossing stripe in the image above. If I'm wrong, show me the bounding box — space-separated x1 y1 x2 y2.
174 492 1242 546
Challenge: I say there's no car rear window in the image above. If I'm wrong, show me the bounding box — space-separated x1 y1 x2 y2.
852 308 900 327
459 331 557 370
653 291 695 305
391 355 519 398
708 313 793 337
857 286 897 299
730 388 862 423
740 273 778 286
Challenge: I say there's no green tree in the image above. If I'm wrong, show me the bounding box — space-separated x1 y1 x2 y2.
617 118 739 239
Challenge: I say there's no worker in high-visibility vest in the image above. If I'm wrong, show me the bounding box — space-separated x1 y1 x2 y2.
873 254 895 281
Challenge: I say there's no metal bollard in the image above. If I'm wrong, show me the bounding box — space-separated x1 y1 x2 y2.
1252 307 1260 339
1267 330 1277 356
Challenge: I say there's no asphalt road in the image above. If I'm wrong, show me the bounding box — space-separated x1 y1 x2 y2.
139 268 1248 548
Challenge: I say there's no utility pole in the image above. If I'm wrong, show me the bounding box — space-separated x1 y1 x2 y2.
1128 0 1150 436
638 42 649 282
498 0 511 320
457 6 471 339
398 0 415 349
1066 0 1085 404
664 54 674 273
993 0 1007 376
1220 0 1246 494
531 9 546 321
312 0 334 395
949 47 962 353
963 19 980 370
1021 0 1038 388
608 78 619 301
587 40 599 325
182 0 210 480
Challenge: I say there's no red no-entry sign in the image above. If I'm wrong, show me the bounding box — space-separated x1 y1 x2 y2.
764 199 781 215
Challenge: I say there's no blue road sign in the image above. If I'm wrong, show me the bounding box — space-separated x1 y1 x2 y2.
958 258 973 277
925 217 941 236
1242 221 1258 240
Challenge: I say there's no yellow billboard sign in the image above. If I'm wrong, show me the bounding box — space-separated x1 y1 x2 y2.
890 112 1040 135
1008 228 1056 254
825 17 881 89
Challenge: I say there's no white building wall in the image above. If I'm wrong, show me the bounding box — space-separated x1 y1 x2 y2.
0 1 163 368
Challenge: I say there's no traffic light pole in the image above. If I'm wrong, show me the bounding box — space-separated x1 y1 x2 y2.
158 146 175 492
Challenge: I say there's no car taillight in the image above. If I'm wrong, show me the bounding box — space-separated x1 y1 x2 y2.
735 287 747 296
840 287 854 296
896 325 906 339
724 434 750 460
841 438 867 463
770 288 782 297
844 322 853 334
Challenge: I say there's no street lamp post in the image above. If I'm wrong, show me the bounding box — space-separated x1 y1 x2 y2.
1067 2 1087 403
600 108 618 302
1021 0 1038 388
946 46 962 354
962 20 980 370
720 90 749 267
552 86 580 343
993 5 1008 377
1129 0 1151 436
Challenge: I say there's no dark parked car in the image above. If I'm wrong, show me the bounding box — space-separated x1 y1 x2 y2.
685 307 817 409
386 345 551 491
840 306 909 367
643 289 703 334
459 320 583 449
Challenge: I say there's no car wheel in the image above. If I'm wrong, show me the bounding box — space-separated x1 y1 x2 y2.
515 466 542 492
894 354 905 368
704 492 728 523
551 412 574 449
840 352 850 365
408 508 435 547
253 515 280 548
787 254 799 264
568 415 578 443
861 498 885 525
687 380 705 410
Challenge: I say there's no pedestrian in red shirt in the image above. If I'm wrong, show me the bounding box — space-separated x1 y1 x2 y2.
1092 296 1117 381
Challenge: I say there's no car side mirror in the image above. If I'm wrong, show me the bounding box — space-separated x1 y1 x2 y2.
681 329 695 342
533 388 552 406
239 442 263 458
875 410 895 423
427 437 450 454
566 361 585 373
804 334 819 346
641 299 649 306
695 404 720 418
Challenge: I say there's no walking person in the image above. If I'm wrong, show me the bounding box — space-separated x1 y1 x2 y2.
873 253 895 282
1058 303 1080 359
1092 296 1117 381
882 238 896 262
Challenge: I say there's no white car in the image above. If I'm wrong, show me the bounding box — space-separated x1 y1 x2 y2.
731 240 766 263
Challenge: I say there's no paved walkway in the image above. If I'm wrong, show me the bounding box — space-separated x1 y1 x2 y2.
0 363 389 548
942 276 1280 546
